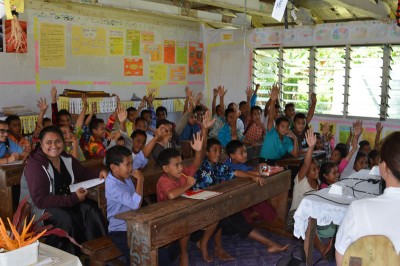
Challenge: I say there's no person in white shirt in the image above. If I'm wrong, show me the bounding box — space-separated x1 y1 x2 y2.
335 131 400 265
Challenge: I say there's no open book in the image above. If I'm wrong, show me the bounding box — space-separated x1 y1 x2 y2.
69 178 104 193
182 190 222 200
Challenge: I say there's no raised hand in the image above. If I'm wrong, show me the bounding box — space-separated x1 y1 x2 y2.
82 93 88 107
311 92 317 104
117 107 127 123
376 122 383 133
185 86 193 98
353 120 363 137
190 132 203 152
213 87 218 98
155 124 168 139
51 86 57 103
147 92 154 105
305 128 316 147
37 97 48 112
201 110 216 129
255 83 260 93
195 92 203 105
270 83 279 101
218 85 227 97
322 122 330 136
245 86 254 98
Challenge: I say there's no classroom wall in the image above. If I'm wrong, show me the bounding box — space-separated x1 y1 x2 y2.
0 0 203 117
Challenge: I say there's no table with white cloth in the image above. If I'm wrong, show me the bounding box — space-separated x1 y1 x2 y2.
293 169 381 265
29 243 83 266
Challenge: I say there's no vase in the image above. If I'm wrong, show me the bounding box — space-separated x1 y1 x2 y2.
0 241 39 266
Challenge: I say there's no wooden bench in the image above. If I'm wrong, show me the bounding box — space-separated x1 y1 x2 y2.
116 170 291 265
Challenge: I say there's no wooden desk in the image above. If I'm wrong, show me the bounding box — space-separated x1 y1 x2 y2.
117 170 291 266
0 157 104 221
276 151 326 169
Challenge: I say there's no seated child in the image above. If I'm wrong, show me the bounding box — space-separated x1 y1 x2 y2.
194 138 289 253
359 140 371 154
179 111 201 142
135 117 154 145
0 120 26 164
292 113 309 151
283 103 295 128
209 86 226 138
260 85 298 164
125 107 138 138
5 115 31 154
60 125 86 161
225 140 285 225
88 118 107 157
152 120 176 164
243 106 266 143
218 108 244 147
156 139 218 265
319 162 339 189
287 129 333 256
368 149 379 169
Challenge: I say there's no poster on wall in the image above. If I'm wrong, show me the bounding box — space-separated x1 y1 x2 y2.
126 29 140 56
0 19 3 52
189 42 203 75
40 23 66 68
176 41 187 64
5 20 27 53
124 58 143 76
170 65 186 81
164 40 175 64
71 26 106 56
109 28 124 56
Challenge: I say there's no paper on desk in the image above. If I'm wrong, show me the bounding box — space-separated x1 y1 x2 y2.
182 190 222 200
69 178 104 193
0 160 24 166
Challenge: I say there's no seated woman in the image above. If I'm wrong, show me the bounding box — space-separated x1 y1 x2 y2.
19 126 107 255
335 131 400 265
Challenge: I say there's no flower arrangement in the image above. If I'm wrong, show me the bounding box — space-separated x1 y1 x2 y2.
0 197 80 252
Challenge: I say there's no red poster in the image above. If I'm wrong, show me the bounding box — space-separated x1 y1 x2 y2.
5 20 27 53
164 40 175 64
189 42 203 75
124 58 143 76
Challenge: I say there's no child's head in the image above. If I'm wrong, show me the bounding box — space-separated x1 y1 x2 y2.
228 102 236 110
239 101 248 116
89 118 106 139
226 140 247 164
135 117 148 131
140 110 153 124
5 115 21 136
116 136 125 146
215 104 224 117
275 116 290 137
43 118 52 128
354 151 368 172
319 162 339 186
0 121 9 143
206 138 222 163
315 133 323 150
273 102 281 120
250 106 262 122
359 140 371 154
194 106 204 123
156 106 167 121
156 119 173 141
106 145 133 179
126 107 137 123
284 103 295 119
60 125 73 143
225 108 236 125
158 148 182 179
293 113 307 133
130 129 147 154
368 149 380 168
331 143 349 165
306 159 320 180
57 109 72 128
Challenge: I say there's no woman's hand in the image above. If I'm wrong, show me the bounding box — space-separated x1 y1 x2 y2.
76 188 88 202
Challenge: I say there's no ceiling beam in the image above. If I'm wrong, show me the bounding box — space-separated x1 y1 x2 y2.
326 0 390 19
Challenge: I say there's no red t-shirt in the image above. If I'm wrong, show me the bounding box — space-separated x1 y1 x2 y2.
156 165 197 202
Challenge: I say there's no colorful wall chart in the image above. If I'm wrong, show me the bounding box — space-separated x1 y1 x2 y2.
39 23 66 67
164 40 175 64
71 26 106 56
126 29 140 56
189 42 203 75
109 28 124 55
176 41 188 64
170 65 186 81
149 64 167 81
145 44 162 62
124 58 143 76
141 31 154 44
5 20 27 53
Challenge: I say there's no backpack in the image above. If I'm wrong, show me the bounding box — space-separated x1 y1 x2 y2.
276 246 308 266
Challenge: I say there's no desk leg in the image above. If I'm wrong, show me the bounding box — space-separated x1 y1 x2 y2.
127 223 155 266
304 217 317 266
0 185 13 222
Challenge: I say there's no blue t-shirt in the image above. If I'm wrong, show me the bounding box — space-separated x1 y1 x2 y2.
260 127 294 160
193 159 235 190
179 123 201 141
218 124 244 148
224 158 253 172
0 139 23 158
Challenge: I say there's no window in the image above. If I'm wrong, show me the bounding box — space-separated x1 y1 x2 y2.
253 49 279 108
387 45 400 120
282 48 310 113
315 47 346 115
347 46 383 118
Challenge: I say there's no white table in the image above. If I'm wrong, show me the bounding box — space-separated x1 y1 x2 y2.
293 169 381 265
29 243 82 266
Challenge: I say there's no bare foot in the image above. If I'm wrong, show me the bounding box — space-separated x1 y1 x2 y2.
267 243 290 253
180 251 189 266
196 240 212 263
214 247 234 261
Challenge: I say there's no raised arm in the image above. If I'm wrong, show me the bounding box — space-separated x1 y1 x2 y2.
374 122 383 150
211 87 218 117
51 86 58 125
190 132 204 169
183 86 192 115
197 110 215 164
75 94 88 129
245 86 254 120
142 125 168 158
33 98 48 138
267 84 279 131
218 85 226 116
297 128 316 182
306 92 317 124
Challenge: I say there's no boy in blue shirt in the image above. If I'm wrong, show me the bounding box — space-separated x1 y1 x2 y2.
0 120 25 164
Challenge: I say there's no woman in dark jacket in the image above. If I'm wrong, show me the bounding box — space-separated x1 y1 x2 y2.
20 126 107 255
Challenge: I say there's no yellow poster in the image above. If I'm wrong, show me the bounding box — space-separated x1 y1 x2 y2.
40 23 66 68
126 29 140 56
145 44 162 61
149 64 167 81
170 65 186 81
141 31 154 44
362 127 376 146
109 28 124 55
71 26 106 56
146 83 160 97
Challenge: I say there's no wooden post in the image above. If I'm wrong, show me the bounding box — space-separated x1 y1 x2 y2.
304 217 317 266
127 223 154 266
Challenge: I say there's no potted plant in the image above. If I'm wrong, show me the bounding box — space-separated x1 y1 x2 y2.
0 197 79 265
